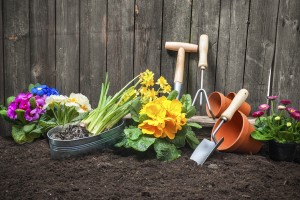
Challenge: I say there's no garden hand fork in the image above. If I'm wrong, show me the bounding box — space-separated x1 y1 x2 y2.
192 34 215 119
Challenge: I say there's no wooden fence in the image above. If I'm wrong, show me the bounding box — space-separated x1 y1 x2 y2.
0 0 299 114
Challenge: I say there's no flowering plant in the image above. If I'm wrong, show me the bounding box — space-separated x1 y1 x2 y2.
115 70 201 161
251 96 300 144
0 84 59 144
39 93 92 132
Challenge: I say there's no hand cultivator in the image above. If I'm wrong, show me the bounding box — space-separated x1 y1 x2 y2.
192 34 215 119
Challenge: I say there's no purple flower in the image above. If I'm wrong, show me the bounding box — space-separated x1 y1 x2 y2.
267 96 278 100
280 99 291 105
291 111 300 121
19 100 30 110
7 108 17 119
286 107 297 114
25 109 40 121
259 104 270 111
252 111 264 118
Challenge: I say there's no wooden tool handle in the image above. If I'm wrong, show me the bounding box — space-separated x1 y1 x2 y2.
221 89 249 121
165 42 198 52
174 48 185 83
198 34 208 69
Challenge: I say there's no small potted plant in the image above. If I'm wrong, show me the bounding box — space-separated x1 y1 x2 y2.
0 84 59 143
251 96 300 161
115 70 201 161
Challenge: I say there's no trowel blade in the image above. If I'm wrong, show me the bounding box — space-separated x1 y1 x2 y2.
190 137 224 165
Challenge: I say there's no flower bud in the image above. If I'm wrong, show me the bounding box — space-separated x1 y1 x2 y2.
274 116 280 121
278 105 286 110
287 122 292 127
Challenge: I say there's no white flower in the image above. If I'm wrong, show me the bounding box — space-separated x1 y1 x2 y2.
66 93 91 112
44 95 67 109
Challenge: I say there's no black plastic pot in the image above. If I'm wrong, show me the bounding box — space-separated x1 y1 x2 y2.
47 120 125 159
269 140 297 162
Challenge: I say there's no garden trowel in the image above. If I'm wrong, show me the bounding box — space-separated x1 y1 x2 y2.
190 89 249 165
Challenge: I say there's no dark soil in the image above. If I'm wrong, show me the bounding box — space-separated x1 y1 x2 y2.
1 128 300 200
50 125 89 140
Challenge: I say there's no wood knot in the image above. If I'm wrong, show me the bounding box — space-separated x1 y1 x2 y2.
8 35 18 41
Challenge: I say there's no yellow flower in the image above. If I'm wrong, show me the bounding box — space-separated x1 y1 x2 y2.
141 88 158 103
140 102 166 121
140 69 154 87
138 119 164 138
162 84 171 93
156 76 168 88
120 87 137 105
139 87 148 95
274 116 281 121
287 122 292 127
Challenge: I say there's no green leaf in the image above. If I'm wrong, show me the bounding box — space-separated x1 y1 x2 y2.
154 139 181 161
124 126 142 140
29 97 36 108
187 122 202 129
167 90 178 100
12 126 28 144
15 109 26 124
130 98 142 122
180 94 196 118
26 128 43 140
127 135 156 152
23 124 36 133
169 131 186 148
186 129 200 149
0 109 7 117
139 114 149 123
6 96 15 105
71 112 89 122
251 131 273 141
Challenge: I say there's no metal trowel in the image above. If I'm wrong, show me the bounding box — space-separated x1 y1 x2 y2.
190 89 249 165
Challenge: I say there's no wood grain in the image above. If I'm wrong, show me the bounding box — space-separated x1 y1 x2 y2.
243 0 279 111
0 0 3 104
272 0 300 107
80 0 107 107
30 0 56 87
134 0 162 77
161 0 192 96
107 0 134 95
215 0 250 94
56 0 80 95
189 0 220 114
3 0 30 97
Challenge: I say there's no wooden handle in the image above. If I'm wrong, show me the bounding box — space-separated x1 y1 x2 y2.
174 48 185 83
198 34 208 69
221 89 249 121
165 42 198 52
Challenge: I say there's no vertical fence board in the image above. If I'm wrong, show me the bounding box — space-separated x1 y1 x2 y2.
30 0 56 87
56 0 80 95
134 0 162 77
189 0 220 114
216 0 250 94
0 0 3 104
107 0 134 95
161 0 192 95
80 0 107 108
273 0 300 107
3 0 30 97
243 0 279 111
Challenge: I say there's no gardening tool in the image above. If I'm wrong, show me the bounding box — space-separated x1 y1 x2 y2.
165 41 198 98
192 34 215 119
190 89 249 165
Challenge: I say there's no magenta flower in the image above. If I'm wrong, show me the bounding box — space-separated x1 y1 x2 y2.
252 111 264 118
267 96 278 100
19 100 30 110
259 104 270 111
291 111 300 121
280 99 291 105
7 108 17 119
25 109 40 121
286 107 297 114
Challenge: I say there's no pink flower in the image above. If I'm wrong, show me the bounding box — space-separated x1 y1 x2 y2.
25 109 40 121
252 111 264 118
267 95 278 100
286 107 297 114
19 100 30 110
259 104 270 111
280 99 291 105
291 111 300 121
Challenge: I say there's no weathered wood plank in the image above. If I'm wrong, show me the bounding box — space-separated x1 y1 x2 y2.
80 0 107 108
161 0 192 95
56 0 80 95
107 0 134 95
188 0 220 114
273 0 300 107
243 0 279 111
0 0 4 104
134 0 162 77
3 0 30 97
215 0 250 94
30 0 56 87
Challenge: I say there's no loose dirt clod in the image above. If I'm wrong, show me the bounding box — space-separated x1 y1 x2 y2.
51 125 89 140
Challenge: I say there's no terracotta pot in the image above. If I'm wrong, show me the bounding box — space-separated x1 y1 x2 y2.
205 92 232 118
269 140 297 162
211 111 262 154
226 92 251 116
